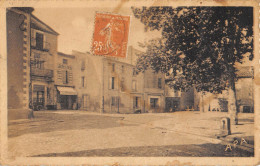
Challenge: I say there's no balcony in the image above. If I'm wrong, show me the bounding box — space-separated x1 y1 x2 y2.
31 38 51 52
31 67 53 78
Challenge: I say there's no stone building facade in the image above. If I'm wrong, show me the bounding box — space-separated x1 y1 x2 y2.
29 14 59 110
72 49 165 113
7 7 59 111
235 66 254 113
7 8 165 113
55 52 77 110
7 7 33 109
198 66 254 113
72 51 89 110
8 8 253 114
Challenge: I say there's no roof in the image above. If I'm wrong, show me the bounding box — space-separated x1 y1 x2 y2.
31 14 59 35
103 57 135 67
236 66 254 78
58 52 76 59
73 50 135 67
11 7 34 14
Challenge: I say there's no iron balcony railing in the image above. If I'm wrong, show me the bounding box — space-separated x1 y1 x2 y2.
31 67 53 78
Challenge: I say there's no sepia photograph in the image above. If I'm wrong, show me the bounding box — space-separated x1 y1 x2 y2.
1 0 259 165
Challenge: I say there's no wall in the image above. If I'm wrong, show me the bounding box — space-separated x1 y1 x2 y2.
30 17 58 108
143 69 165 113
30 28 57 71
7 8 31 109
235 78 254 112
103 58 144 113
55 53 75 86
72 51 103 112
72 49 166 114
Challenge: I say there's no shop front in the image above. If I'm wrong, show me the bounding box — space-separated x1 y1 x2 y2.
32 85 45 110
56 86 77 110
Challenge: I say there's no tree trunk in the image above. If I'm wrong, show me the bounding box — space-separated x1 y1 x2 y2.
228 78 238 125
199 92 205 112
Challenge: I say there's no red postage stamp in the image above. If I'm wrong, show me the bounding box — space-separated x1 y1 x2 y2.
92 13 130 58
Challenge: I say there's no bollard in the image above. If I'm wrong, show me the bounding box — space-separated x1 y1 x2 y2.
220 117 231 136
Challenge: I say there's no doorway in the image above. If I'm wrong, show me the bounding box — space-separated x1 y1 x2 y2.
60 95 69 109
150 98 159 113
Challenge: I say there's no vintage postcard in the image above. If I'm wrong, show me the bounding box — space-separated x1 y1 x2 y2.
0 0 259 165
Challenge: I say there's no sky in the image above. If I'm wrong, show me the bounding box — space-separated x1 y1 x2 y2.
33 7 161 54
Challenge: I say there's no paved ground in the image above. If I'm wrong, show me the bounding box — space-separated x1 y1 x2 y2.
8 110 254 157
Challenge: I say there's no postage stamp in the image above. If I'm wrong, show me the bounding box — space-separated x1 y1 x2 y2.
0 0 259 166
92 13 130 58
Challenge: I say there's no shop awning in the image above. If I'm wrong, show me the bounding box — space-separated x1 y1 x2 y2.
57 86 77 95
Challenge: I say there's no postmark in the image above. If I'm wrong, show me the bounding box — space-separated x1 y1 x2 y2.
92 13 130 58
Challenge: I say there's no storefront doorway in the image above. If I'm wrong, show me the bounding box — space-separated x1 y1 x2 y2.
32 85 45 110
57 86 77 110
149 98 159 113
60 95 77 110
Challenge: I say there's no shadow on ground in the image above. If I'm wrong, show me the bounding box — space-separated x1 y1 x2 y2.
8 112 135 137
32 143 254 157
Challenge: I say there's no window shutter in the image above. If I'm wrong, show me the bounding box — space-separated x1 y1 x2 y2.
43 35 46 49
109 77 112 89
62 70 66 84
31 30 36 46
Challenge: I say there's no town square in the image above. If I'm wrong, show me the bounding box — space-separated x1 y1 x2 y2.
5 5 255 159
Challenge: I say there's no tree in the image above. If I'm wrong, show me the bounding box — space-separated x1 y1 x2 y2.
132 7 253 124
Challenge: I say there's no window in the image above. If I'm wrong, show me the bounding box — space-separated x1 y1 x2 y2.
111 77 115 89
63 59 68 64
122 65 124 73
120 77 125 92
111 97 116 106
81 60 85 71
35 59 44 69
36 32 44 50
82 76 85 87
82 95 88 109
132 80 137 91
150 98 159 109
158 78 162 89
66 71 69 84
112 63 115 72
63 70 69 84
134 97 140 108
36 91 44 103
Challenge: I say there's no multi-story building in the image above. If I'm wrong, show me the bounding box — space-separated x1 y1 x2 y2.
142 68 165 113
197 66 254 113
7 7 59 111
235 66 254 113
55 52 77 110
7 8 166 113
165 84 198 112
7 7 33 110
29 14 59 110
72 51 89 110
73 47 165 113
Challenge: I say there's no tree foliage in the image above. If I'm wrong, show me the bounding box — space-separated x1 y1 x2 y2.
132 7 253 93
